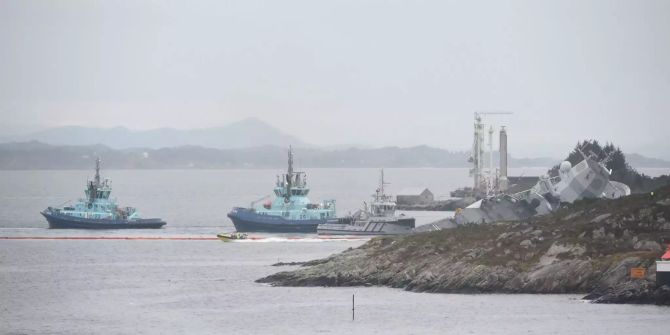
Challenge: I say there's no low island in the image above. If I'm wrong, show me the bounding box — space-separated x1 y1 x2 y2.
258 185 670 305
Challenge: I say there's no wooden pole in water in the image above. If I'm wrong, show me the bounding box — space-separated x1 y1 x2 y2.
352 294 355 321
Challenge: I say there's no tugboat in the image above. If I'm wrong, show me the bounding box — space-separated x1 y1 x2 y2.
41 158 166 229
227 146 336 233
317 169 415 235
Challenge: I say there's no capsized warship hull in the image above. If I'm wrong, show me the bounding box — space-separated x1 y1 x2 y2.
455 194 548 225
455 155 631 225
227 207 326 233
42 210 166 229
317 217 415 235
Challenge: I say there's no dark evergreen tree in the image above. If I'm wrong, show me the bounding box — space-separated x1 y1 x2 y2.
549 140 669 194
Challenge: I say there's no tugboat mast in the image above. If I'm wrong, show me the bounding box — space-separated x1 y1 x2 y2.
94 157 101 187
287 145 294 177
380 168 385 195
285 146 294 203
376 168 390 201
380 169 389 196
86 157 102 205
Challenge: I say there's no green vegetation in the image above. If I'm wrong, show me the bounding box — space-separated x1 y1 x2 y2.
259 185 670 304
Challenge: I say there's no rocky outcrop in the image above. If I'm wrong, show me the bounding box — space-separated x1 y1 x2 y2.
272 261 307 266
586 282 670 305
258 186 670 305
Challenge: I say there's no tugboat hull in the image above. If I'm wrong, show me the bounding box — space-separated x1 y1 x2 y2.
227 208 326 233
41 210 166 229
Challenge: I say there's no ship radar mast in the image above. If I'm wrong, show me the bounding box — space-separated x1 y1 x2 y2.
95 156 101 187
371 168 394 216
378 168 389 197
86 157 102 205
288 145 294 177
375 168 391 202
279 145 309 203
380 168 385 195
284 146 294 203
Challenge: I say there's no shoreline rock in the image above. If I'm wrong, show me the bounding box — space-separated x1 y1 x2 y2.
258 186 670 305
585 282 670 305
272 261 307 266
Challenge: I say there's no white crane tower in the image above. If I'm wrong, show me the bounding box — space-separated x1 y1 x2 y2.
468 111 512 196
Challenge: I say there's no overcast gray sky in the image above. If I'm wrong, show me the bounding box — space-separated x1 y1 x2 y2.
1 0 669 158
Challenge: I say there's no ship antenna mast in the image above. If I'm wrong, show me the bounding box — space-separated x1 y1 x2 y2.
288 145 294 177
377 168 390 200
95 157 101 187
284 146 293 203
380 169 384 195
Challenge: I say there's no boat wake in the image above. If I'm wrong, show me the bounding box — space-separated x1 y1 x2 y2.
0 228 370 242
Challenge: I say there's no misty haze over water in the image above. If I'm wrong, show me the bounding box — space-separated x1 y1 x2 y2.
1 1 669 334
1 1 669 159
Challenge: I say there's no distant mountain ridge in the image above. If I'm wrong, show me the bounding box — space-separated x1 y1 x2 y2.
624 153 670 169
7 118 309 149
0 142 667 170
0 142 564 170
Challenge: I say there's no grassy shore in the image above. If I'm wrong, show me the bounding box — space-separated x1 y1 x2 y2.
259 186 670 305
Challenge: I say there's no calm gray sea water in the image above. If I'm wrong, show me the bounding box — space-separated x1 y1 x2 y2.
1 168 669 334
2 167 667 229
1 168 482 228
2 239 668 335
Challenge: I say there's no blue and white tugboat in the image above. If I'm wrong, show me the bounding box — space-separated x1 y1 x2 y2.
227 146 337 233
41 158 166 229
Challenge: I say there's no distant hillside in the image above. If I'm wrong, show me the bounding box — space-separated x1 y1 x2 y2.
0 142 555 169
625 153 670 168
257 185 670 305
1 142 667 170
7 118 308 149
